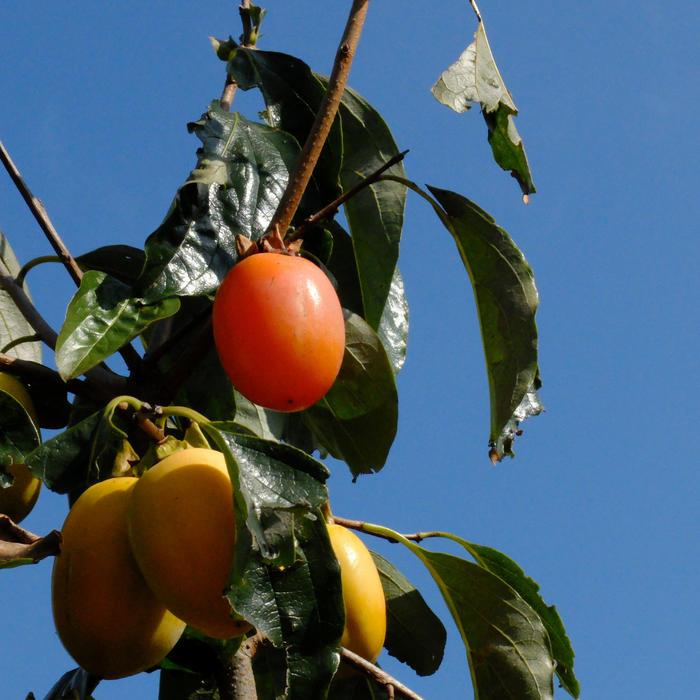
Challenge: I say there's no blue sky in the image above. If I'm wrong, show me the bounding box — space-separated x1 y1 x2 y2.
2 1 699 698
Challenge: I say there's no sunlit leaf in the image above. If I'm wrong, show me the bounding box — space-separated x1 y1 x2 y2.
56 271 179 381
370 551 446 676
0 231 42 363
432 22 535 196
303 313 398 478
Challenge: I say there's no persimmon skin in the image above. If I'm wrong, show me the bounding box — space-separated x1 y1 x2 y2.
212 253 346 412
327 523 386 677
51 478 186 680
0 373 41 523
127 448 252 640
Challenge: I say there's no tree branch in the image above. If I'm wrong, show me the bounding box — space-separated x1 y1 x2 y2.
339 648 427 700
288 150 409 243
330 516 425 543
265 0 370 238
214 632 267 700
0 137 83 286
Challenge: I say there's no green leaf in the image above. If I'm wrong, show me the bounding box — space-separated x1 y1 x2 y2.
370 551 446 677
0 230 42 363
55 271 179 381
159 669 217 700
456 540 579 698
23 374 71 431
232 390 287 442
329 675 388 700
25 410 122 494
427 186 543 460
252 644 289 700
0 391 40 483
303 312 398 478
410 547 554 700
43 668 98 700
76 245 146 286
431 22 535 196
330 80 407 332
136 105 299 303
226 49 343 206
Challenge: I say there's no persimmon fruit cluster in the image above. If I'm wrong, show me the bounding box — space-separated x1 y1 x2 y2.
212 252 346 412
0 373 41 524
51 448 250 679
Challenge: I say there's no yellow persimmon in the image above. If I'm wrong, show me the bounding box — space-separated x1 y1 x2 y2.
52 477 185 679
0 373 41 523
327 523 386 676
127 448 251 640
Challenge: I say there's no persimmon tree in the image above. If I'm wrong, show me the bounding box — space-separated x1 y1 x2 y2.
0 2 579 700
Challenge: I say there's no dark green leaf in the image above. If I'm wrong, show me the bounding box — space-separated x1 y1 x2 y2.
325 222 408 375
232 391 287 442
159 669 218 700
175 349 236 422
136 105 299 303
431 22 535 196
43 667 98 700
460 541 579 698
427 186 543 460
252 645 288 700
329 675 389 700
55 271 179 381
303 312 398 478
410 547 554 700
0 391 40 482
23 374 71 430
0 231 42 363
75 245 146 286
330 80 407 332
370 551 446 677
25 410 121 494
226 49 343 205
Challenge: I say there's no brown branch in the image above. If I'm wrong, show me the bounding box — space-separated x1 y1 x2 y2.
265 0 370 238
330 516 425 543
221 76 239 112
0 137 83 286
239 0 254 47
0 353 120 405
339 648 427 700
214 632 267 700
0 515 62 565
288 150 409 243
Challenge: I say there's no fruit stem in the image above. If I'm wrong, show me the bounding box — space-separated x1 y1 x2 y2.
264 0 370 238
160 405 211 426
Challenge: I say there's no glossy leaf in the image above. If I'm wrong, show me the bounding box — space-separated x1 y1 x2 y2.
55 271 179 381
457 540 579 698
427 186 543 460
24 410 117 494
43 668 98 700
0 231 42 363
370 551 446 676
432 22 535 196
136 105 299 303
0 392 40 483
409 546 554 700
225 47 343 205
303 312 398 478
75 245 146 286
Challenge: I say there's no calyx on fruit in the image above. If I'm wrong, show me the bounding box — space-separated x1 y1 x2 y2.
127 447 252 639
51 477 185 679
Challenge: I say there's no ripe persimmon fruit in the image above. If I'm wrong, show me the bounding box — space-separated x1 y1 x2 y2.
127 448 252 640
52 478 186 679
212 253 346 412
0 373 41 523
327 523 386 676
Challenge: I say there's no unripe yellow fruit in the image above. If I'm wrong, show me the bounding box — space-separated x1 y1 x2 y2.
0 373 41 523
52 478 186 679
127 448 251 640
327 523 386 675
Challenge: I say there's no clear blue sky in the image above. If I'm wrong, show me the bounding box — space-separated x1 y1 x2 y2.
2 1 699 698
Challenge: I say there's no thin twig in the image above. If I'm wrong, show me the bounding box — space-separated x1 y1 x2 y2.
239 0 253 46
289 150 409 243
220 76 238 112
0 137 83 286
265 0 370 237
468 0 483 22
339 648 428 700
330 516 425 543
